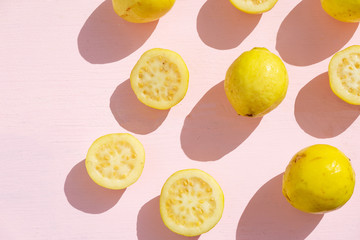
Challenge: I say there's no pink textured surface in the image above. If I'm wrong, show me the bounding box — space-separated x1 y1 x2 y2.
1 0 360 239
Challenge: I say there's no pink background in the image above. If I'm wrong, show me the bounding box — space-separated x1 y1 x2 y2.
1 0 360 239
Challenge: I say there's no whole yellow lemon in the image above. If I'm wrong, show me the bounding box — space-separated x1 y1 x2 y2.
282 144 355 213
224 47 288 117
321 0 360 22
112 0 176 23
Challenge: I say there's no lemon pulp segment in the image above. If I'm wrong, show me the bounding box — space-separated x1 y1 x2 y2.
130 48 189 110
86 133 145 189
160 169 224 236
229 0 278 14
329 45 360 105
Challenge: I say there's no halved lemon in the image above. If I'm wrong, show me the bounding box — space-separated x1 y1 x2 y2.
229 0 278 14
329 45 360 105
85 133 145 189
160 169 224 236
130 48 189 110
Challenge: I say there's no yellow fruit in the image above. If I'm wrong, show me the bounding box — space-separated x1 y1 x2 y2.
282 144 355 214
130 48 189 110
160 169 224 236
229 0 278 14
85 133 145 189
329 45 360 105
224 47 288 117
112 0 176 23
321 0 360 22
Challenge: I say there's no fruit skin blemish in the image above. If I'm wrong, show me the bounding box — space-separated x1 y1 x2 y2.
282 144 355 214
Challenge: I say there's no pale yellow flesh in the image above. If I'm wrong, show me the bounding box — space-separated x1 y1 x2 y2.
321 0 360 22
130 48 189 110
329 45 360 105
112 0 176 23
86 133 145 189
230 0 278 14
282 144 355 213
160 169 224 237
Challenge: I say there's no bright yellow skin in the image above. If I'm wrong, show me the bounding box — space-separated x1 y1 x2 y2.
112 0 176 23
230 0 278 14
321 0 360 22
224 47 288 117
282 144 355 214
329 45 360 105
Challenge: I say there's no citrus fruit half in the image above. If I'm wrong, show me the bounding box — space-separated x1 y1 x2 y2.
229 0 278 14
112 0 176 23
321 0 360 22
130 48 189 110
329 45 360 105
224 47 288 117
282 144 355 213
85 133 145 189
160 169 224 236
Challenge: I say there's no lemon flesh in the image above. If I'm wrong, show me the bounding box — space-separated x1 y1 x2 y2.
112 0 176 23
282 144 355 214
160 169 224 237
130 48 189 110
329 45 360 105
321 0 360 22
230 0 278 14
224 47 288 117
85 133 145 189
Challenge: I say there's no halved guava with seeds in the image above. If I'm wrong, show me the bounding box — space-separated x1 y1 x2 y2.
329 45 360 105
160 169 224 237
130 48 189 110
230 0 278 14
85 133 145 189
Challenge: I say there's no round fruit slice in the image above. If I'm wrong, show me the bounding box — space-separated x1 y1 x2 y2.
329 45 360 105
130 48 189 110
160 169 224 237
230 0 278 14
85 133 145 189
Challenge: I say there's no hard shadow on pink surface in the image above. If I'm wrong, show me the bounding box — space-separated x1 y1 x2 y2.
197 0 261 50
236 174 324 240
276 0 358 66
181 81 261 161
110 79 169 134
77 0 157 64
64 160 125 214
295 72 360 138
137 196 200 240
